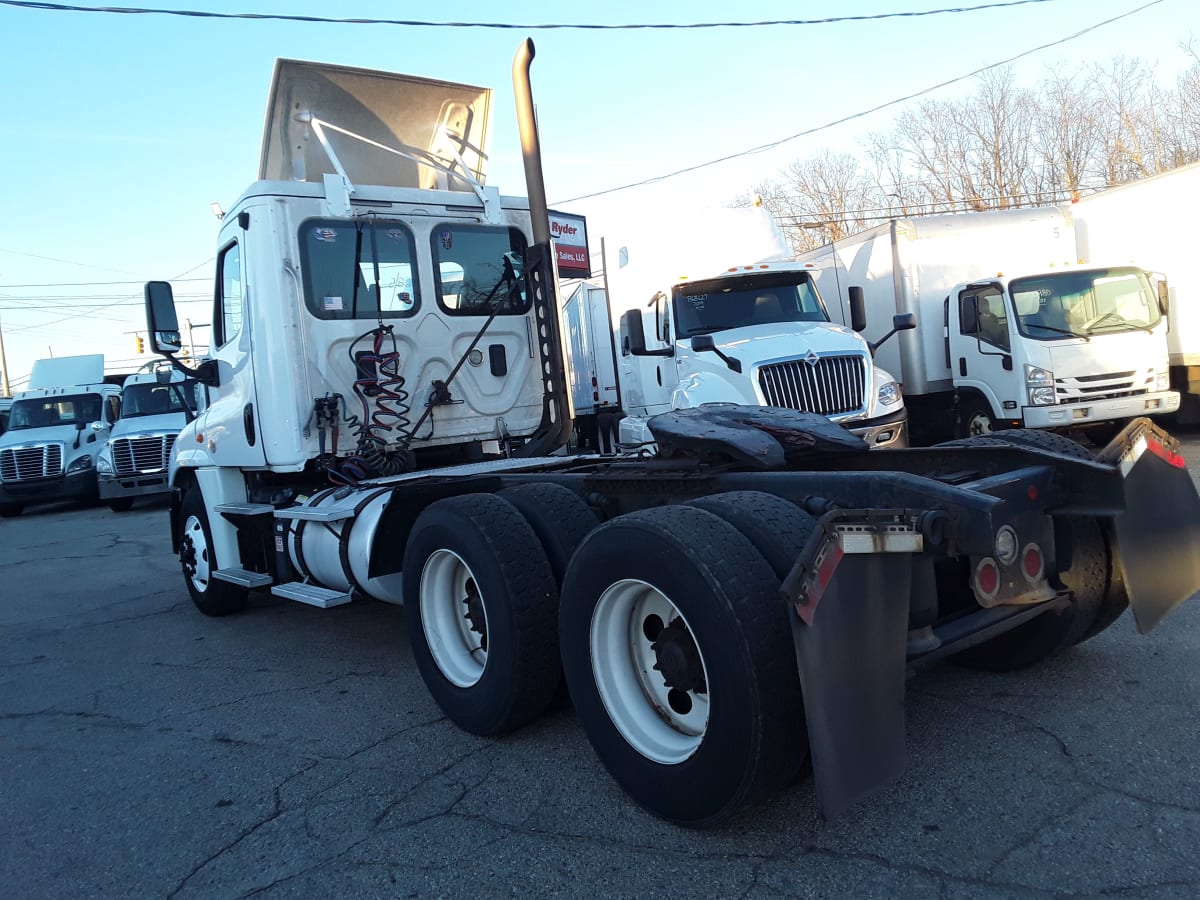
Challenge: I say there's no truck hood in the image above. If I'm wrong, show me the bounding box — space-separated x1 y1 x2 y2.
1046 328 1166 380
0 424 101 452
696 321 869 363
111 413 187 440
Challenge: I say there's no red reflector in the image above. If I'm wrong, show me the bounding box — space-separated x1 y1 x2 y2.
1027 485 1038 501
1146 437 1187 469
976 559 999 596
1023 545 1043 580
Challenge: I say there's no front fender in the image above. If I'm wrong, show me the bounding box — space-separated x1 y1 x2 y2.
671 370 755 408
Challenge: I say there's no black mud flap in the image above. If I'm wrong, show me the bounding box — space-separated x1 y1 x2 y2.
1104 422 1200 632
786 552 911 819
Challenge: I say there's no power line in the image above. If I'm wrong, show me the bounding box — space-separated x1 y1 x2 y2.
0 277 209 289
556 0 1166 204
0 1 1063 30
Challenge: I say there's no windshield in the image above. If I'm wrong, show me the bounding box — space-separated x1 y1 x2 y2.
672 272 829 338
1012 267 1162 340
120 382 193 418
8 393 102 430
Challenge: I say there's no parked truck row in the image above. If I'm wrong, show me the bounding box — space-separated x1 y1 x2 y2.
137 42 1200 828
0 356 195 516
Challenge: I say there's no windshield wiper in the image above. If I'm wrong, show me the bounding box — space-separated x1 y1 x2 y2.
1084 311 1155 334
1024 322 1088 341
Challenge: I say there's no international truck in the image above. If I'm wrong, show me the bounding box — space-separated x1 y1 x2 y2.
560 280 621 452
97 365 197 512
1068 161 1200 423
142 42 1200 827
0 355 122 517
603 207 911 450
797 207 1179 445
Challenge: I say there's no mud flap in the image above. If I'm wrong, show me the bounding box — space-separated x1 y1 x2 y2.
787 552 911 819
1106 425 1200 632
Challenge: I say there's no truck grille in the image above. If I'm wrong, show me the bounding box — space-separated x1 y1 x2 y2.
112 434 176 475
0 443 64 481
757 354 868 416
1055 370 1150 404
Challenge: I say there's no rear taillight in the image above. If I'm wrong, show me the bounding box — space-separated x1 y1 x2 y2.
1022 544 1044 581
974 557 1000 601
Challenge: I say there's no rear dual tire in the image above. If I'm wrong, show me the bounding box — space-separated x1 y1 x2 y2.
560 502 807 828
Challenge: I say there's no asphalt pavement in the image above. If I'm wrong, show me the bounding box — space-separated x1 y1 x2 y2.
2 437 1199 899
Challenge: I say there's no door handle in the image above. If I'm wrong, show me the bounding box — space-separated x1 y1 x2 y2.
958 357 967 377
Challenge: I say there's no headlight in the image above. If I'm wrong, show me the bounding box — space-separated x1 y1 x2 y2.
1025 365 1055 406
877 381 902 407
67 455 94 474
96 452 113 474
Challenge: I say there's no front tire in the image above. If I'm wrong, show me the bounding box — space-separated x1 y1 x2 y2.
560 505 805 828
108 497 135 513
402 493 561 736
957 396 998 438
178 488 248 616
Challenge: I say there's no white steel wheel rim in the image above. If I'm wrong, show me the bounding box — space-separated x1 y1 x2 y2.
420 549 489 688
968 412 993 436
589 578 710 765
181 514 211 593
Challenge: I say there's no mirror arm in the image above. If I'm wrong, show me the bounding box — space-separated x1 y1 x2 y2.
160 353 219 387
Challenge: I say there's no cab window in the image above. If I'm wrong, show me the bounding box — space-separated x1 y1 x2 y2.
432 225 529 316
299 219 419 320
960 287 1010 351
215 242 243 348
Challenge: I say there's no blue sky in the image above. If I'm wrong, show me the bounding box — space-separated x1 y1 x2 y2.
0 0 1195 387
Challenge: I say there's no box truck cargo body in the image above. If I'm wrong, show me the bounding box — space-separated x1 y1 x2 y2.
798 207 1177 443
560 281 620 451
1069 161 1200 421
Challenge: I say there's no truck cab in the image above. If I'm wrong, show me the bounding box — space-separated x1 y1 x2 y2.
945 265 1177 436
617 262 910 449
0 355 122 517
97 366 198 512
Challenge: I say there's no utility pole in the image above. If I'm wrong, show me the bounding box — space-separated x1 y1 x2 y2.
0 310 10 396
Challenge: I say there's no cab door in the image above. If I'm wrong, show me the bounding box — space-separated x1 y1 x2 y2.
199 237 267 467
947 284 1022 418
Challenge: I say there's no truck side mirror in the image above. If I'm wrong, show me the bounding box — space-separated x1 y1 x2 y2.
145 281 183 354
621 309 672 357
849 286 867 332
869 311 919 355
1158 278 1170 317
691 334 742 374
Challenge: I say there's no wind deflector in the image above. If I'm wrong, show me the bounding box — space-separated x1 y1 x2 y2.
258 59 492 192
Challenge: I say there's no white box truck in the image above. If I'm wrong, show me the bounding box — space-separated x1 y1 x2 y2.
97 365 198 512
139 43 1200 827
0 355 123 517
1068 161 1200 422
606 208 911 450
797 207 1178 443
560 280 621 452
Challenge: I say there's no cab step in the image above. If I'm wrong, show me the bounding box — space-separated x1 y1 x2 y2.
212 567 274 588
271 581 353 608
213 503 276 516
273 505 353 523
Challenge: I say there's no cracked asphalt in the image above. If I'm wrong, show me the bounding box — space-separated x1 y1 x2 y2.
2 436 1200 899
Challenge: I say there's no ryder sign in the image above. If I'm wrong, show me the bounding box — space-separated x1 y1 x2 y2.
548 210 590 279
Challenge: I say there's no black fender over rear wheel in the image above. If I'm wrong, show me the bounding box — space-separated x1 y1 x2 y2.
559 504 805 828
402 493 561 736
178 488 248 617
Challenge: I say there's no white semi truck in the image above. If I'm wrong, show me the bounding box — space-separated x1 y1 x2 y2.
598 207 910 449
98 365 197 512
797 207 1178 444
0 355 122 517
143 42 1200 827
1068 161 1200 423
